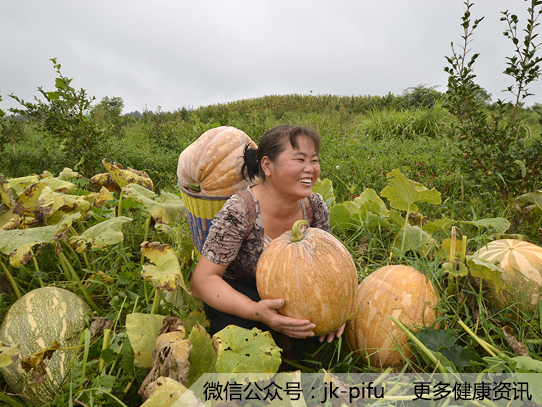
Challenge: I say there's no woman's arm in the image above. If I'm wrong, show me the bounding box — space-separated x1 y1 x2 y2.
191 256 317 338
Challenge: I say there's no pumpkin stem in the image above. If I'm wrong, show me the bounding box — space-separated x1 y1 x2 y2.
290 220 308 242
189 183 201 193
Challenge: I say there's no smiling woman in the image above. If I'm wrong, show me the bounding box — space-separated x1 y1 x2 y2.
190 125 343 348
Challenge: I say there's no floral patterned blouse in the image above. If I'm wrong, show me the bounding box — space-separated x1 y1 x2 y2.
201 189 330 284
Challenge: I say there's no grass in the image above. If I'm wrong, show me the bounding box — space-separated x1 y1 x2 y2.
1 93 542 405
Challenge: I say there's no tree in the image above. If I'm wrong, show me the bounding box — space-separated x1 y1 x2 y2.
9 59 107 177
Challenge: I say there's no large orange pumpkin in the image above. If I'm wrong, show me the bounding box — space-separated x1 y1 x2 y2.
256 220 358 336
176 126 257 196
473 239 542 311
345 265 439 367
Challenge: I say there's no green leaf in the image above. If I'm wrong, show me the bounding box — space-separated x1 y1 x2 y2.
102 159 153 191
353 188 390 216
466 255 504 293
329 203 360 231
140 377 187 407
141 241 188 293
123 183 186 225
57 167 82 181
0 343 19 368
516 372 542 403
0 213 80 267
126 313 165 368
392 224 440 257
516 190 542 212
380 168 441 213
460 217 510 234
182 309 210 337
415 329 456 352
441 344 484 368
213 326 281 374
186 323 217 387
513 356 542 372
442 261 469 278
69 216 132 253
312 178 335 207
424 218 456 234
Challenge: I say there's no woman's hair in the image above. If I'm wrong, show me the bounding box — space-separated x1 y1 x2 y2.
242 125 320 181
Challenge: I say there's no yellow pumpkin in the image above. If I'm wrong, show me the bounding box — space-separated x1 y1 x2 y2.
256 220 358 336
345 265 439 367
176 126 257 196
474 239 542 311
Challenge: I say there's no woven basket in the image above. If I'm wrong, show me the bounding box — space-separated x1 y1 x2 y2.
179 185 231 253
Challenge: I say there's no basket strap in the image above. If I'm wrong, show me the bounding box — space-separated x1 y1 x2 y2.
303 197 314 226
238 190 257 240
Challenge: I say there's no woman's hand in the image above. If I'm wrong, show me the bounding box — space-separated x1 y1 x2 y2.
319 323 345 343
255 299 316 338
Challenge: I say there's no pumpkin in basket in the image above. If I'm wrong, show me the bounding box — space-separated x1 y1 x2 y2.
256 220 358 336
344 265 439 367
177 126 257 196
473 239 542 311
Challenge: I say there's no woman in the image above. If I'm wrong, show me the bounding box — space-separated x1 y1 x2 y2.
191 125 344 344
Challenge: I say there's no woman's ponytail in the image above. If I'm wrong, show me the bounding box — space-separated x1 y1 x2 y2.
241 144 260 181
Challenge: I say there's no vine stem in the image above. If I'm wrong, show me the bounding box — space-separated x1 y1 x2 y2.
150 287 162 314
58 251 100 313
0 258 21 299
456 319 503 358
389 315 449 378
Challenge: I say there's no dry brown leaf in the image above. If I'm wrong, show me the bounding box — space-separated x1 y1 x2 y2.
503 326 529 357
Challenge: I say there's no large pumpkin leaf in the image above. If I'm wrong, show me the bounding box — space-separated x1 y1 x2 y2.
354 188 390 216
312 178 335 208
141 242 189 293
103 159 153 191
186 323 217 387
460 218 510 234
213 326 281 374
466 255 504 294
516 190 542 212
424 218 456 234
38 186 91 225
12 182 47 217
140 377 188 407
85 186 114 208
69 216 132 253
155 224 194 266
126 313 166 368
392 224 440 257
0 213 80 267
37 177 77 194
57 167 82 181
123 183 186 225
0 175 16 208
182 309 210 337
6 175 39 193
380 168 441 213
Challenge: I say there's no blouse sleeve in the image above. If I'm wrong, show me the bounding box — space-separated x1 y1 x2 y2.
201 194 250 266
309 192 330 233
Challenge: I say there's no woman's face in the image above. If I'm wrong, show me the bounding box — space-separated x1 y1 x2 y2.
263 135 320 200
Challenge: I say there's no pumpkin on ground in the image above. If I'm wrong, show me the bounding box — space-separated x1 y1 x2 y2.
176 126 258 196
473 239 542 312
344 265 439 367
256 220 358 337
0 287 90 406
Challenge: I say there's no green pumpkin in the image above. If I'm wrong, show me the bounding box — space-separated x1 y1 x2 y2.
0 287 90 406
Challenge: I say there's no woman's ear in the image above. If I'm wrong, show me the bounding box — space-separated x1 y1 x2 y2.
260 156 273 177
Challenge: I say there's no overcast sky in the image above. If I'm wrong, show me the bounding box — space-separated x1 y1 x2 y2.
2 1 541 114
